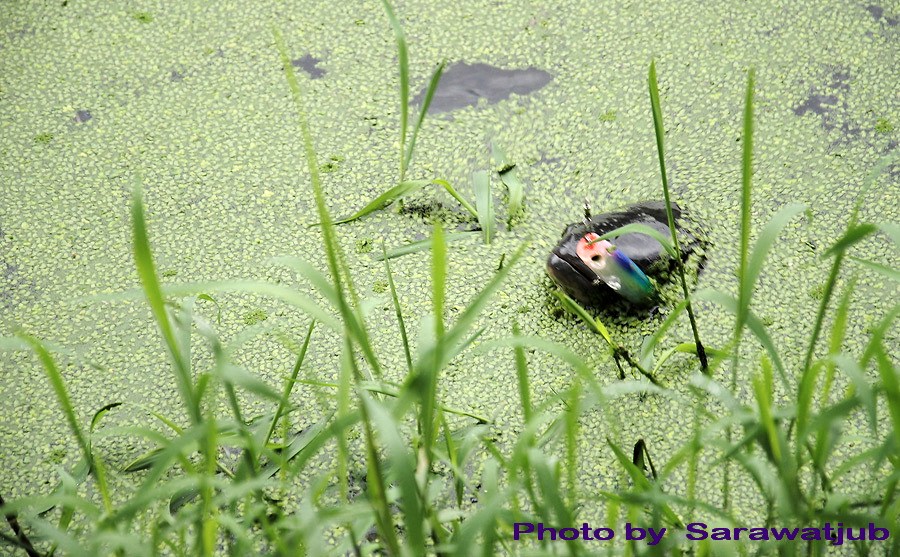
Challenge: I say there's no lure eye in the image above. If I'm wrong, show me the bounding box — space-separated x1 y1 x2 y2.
591 254 601 261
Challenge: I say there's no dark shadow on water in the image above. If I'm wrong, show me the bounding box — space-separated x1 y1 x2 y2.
413 62 552 114
794 94 839 116
292 54 325 79
73 110 92 123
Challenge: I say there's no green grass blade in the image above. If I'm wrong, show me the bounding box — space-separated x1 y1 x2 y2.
639 299 688 368
742 203 807 296
404 60 446 173
800 151 899 379
131 178 199 424
332 180 429 225
472 170 494 244
694 289 789 391
822 223 879 257
380 0 410 181
433 178 478 218
432 222 446 338
848 256 900 282
552 290 613 346
19 335 92 471
512 322 533 422
648 60 708 371
361 393 427 552
382 246 413 373
264 320 315 446
375 232 477 261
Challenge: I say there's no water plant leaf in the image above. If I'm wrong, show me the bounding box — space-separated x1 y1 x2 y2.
375 232 477 261
473 170 494 244
491 141 525 228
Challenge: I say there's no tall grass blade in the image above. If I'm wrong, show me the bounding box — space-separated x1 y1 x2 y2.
362 393 427 553
404 60 446 173
264 320 315 446
800 150 899 376
383 246 414 373
131 178 199 424
380 0 410 181
648 60 708 371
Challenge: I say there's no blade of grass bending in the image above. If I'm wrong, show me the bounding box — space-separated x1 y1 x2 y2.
822 224 879 257
404 60 446 173
491 141 525 228
473 170 494 244
380 0 410 181
433 178 479 218
383 245 413 373
332 179 478 226
848 257 900 282
264 320 315 447
742 203 807 297
275 28 382 378
553 290 659 384
648 61 708 372
19 335 113 514
693 289 788 389
553 290 613 345
331 180 429 225
376 231 477 261
131 178 199 424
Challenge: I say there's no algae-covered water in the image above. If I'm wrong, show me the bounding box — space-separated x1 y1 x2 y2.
1 0 897 545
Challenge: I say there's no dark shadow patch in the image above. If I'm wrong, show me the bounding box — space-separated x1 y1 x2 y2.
292 54 325 79
865 4 899 26
0 261 37 312
170 70 185 82
793 94 839 116
794 68 860 143
413 62 552 114
73 109 92 123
